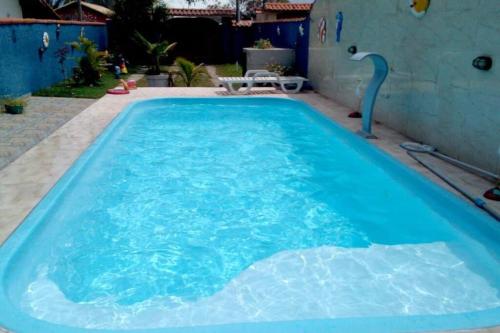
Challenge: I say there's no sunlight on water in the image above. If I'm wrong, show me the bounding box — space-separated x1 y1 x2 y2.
12 100 499 329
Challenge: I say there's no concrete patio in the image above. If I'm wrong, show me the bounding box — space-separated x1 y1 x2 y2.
0 97 95 170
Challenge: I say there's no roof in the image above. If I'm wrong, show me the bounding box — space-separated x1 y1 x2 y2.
262 3 313 12
56 1 114 17
168 8 235 17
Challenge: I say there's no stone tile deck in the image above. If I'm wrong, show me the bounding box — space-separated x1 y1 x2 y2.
0 97 95 170
0 87 498 333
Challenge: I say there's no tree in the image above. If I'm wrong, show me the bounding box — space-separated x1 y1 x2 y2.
206 0 289 17
110 0 170 62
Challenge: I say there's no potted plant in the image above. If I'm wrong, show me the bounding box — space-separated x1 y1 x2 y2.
244 39 295 72
3 98 27 114
133 31 177 87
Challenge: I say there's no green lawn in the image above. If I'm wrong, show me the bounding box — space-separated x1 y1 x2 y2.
215 63 243 77
33 71 127 99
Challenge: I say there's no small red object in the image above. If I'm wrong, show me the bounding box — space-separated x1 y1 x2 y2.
127 80 137 89
349 111 362 118
106 89 130 95
484 187 500 201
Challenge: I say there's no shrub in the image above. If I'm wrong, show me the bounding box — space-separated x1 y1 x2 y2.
266 63 293 76
254 38 273 49
174 57 205 87
71 37 103 86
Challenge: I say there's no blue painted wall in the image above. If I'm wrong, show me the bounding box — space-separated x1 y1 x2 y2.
225 19 310 77
0 22 107 97
252 19 310 77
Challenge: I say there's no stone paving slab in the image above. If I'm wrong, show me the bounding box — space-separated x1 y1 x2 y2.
0 97 95 170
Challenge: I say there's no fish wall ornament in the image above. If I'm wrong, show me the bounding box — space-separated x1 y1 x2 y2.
336 11 343 43
318 17 327 44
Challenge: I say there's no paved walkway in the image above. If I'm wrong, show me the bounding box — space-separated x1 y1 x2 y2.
0 97 95 170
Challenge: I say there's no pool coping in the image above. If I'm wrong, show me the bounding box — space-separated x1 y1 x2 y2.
0 88 498 333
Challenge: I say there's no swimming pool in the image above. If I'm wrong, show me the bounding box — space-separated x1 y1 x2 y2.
0 97 498 333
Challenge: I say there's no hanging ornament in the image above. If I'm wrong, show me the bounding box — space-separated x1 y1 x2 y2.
318 17 327 44
335 11 343 43
42 32 50 48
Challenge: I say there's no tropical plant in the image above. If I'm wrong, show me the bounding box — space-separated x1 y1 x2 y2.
133 31 177 75
70 36 103 85
111 0 170 62
174 57 206 87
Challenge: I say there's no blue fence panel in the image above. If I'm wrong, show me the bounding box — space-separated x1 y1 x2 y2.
0 21 107 97
247 19 310 77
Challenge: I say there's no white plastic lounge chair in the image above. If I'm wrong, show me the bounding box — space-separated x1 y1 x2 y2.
218 70 308 94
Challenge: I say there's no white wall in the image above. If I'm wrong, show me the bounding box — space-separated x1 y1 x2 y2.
308 0 500 174
0 0 23 18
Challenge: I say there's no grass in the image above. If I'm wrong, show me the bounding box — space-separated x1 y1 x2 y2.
33 71 128 99
136 65 214 88
215 63 243 77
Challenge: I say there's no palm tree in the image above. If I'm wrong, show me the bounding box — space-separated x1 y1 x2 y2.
174 57 205 87
132 31 177 75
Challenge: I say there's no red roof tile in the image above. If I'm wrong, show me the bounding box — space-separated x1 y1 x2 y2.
168 8 235 17
263 3 313 12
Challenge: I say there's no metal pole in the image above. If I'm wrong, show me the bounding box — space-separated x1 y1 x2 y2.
77 0 83 21
235 0 240 22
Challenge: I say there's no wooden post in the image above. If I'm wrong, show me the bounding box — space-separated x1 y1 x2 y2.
77 0 83 21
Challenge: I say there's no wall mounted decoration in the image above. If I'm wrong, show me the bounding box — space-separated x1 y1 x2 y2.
409 0 430 18
42 32 50 48
336 11 343 43
318 17 327 44
299 24 305 37
56 24 61 40
277 26 281 36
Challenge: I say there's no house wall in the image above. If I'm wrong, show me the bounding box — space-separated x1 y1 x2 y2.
0 20 108 97
0 0 23 18
56 7 108 23
308 0 500 174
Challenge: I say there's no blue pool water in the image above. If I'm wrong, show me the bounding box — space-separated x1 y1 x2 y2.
0 98 499 333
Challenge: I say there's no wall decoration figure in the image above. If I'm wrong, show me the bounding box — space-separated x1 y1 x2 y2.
409 0 430 18
299 24 305 37
318 17 327 44
42 32 50 48
277 26 281 36
336 11 343 43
